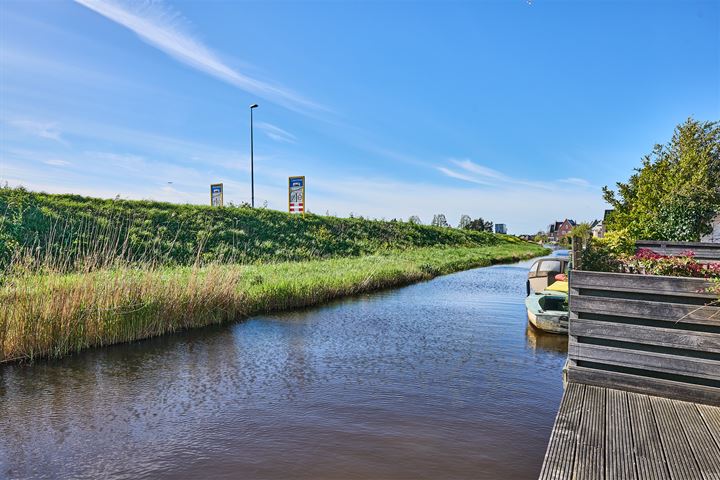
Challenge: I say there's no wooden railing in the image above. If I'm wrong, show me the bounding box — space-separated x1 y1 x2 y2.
566 270 720 406
635 240 720 261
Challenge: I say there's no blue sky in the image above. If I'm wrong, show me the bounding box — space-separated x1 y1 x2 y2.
1 0 718 233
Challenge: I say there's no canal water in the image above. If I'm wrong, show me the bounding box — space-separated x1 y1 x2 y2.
0 257 568 479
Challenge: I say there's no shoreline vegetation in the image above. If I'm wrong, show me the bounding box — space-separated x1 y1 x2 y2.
1 245 547 362
0 188 548 362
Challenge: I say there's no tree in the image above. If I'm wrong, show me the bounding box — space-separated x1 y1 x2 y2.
570 222 593 249
458 214 472 229
465 217 485 231
464 217 493 232
408 215 422 225
431 214 449 227
533 231 548 243
603 118 720 241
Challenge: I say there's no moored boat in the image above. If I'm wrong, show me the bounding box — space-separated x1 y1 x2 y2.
526 254 570 295
525 281 569 334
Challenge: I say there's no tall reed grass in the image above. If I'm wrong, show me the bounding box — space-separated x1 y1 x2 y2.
0 188 547 361
0 244 546 362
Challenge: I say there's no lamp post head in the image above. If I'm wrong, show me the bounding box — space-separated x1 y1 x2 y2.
250 104 258 109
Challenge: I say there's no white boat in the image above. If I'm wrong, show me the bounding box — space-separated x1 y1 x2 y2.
525 282 569 334
526 255 570 295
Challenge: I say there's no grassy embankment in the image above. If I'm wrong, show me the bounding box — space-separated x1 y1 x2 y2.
0 188 548 361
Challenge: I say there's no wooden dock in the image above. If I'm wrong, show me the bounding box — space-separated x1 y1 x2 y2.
540 263 720 479
539 383 720 479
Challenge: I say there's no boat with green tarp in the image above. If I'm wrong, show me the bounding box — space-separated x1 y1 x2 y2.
524 281 569 334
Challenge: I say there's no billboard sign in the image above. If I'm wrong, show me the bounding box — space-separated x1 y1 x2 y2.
288 176 305 214
210 183 223 207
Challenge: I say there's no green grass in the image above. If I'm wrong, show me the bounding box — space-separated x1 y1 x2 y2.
0 187 525 269
0 243 547 362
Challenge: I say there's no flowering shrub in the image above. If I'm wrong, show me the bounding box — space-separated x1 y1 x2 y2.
626 249 720 278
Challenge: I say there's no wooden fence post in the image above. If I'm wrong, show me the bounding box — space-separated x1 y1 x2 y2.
571 237 582 270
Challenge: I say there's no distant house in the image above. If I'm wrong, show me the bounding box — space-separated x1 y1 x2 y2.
590 219 605 238
548 219 575 241
547 222 559 242
701 213 720 243
495 223 507 234
557 219 575 239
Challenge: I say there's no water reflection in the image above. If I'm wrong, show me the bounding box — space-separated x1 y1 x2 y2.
0 258 567 480
525 324 569 354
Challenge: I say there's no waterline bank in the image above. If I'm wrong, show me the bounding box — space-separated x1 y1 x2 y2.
0 243 547 362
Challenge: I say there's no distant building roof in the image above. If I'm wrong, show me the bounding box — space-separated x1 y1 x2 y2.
549 219 577 233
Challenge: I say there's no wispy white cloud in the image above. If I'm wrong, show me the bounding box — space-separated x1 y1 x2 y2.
436 166 492 185
438 158 567 191
559 177 592 187
1 112 257 172
73 0 325 113
450 159 506 181
43 158 72 167
255 122 297 144
439 158 597 196
6 119 66 143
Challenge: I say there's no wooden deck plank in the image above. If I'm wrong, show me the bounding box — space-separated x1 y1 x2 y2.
627 392 670 480
650 396 704 480
574 385 606 480
605 388 637 479
697 404 720 450
673 401 720 480
539 383 586 480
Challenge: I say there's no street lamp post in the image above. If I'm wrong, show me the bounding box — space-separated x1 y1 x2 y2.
249 103 258 208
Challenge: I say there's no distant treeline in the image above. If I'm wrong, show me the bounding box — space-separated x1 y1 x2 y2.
0 187 522 271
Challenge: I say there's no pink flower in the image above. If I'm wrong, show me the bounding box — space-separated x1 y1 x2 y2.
635 248 664 260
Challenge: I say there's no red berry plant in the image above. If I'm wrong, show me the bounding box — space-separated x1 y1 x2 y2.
625 249 720 279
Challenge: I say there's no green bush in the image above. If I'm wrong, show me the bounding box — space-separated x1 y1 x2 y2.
601 229 636 256
579 238 624 273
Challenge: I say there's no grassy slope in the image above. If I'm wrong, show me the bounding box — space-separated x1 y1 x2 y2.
1 244 547 361
0 187 523 269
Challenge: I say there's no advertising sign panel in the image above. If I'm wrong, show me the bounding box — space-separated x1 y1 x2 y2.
288 176 305 214
211 183 223 207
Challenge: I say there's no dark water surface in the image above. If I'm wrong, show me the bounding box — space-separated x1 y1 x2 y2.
0 258 568 480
